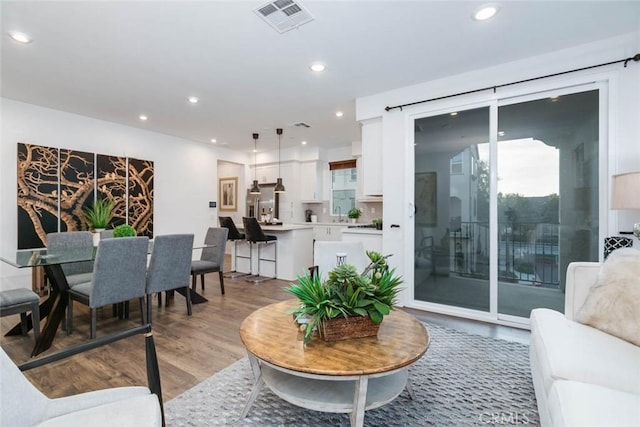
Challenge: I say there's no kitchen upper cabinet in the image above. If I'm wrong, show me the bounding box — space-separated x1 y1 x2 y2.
300 161 323 202
361 118 383 196
252 164 278 184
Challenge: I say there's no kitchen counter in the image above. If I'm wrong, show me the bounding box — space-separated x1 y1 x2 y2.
341 228 382 235
259 224 314 231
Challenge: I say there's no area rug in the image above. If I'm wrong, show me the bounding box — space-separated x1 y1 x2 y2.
165 324 539 426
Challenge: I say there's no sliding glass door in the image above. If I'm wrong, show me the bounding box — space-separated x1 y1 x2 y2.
413 87 601 321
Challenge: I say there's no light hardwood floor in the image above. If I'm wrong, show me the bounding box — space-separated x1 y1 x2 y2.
0 271 530 401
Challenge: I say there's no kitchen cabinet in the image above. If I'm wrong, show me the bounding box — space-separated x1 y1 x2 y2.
300 161 323 202
313 224 348 241
252 164 278 184
361 118 383 196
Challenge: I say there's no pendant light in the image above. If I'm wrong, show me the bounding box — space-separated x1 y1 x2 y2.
274 128 286 193
249 133 261 194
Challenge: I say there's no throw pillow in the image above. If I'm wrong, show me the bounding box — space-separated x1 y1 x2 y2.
576 247 640 346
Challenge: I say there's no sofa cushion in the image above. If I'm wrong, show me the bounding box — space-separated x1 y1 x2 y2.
576 248 640 346
530 308 640 396
548 380 640 427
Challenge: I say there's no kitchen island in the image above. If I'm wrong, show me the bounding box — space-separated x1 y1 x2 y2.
234 224 314 282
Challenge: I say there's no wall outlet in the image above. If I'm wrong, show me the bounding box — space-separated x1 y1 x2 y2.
371 207 375 214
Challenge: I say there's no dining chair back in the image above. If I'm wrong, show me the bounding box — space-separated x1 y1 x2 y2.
146 234 194 323
67 236 149 338
219 216 245 240
190 227 228 294
46 231 94 287
219 216 250 279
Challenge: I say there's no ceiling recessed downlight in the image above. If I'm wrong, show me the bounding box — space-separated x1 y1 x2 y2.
188 96 199 104
310 62 325 72
139 115 148 121
8 31 32 44
335 111 343 117
450 112 458 116
473 5 499 21
301 141 307 145
210 139 217 143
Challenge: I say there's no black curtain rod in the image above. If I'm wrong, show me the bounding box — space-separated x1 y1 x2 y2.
384 53 640 112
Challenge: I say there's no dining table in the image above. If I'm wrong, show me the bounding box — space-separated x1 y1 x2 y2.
1 241 211 357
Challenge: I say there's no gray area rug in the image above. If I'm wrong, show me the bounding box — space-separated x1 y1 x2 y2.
165 324 539 426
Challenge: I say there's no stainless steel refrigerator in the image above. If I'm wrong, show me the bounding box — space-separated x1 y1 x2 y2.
246 184 279 220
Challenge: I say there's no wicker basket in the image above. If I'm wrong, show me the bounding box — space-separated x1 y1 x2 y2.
319 315 380 342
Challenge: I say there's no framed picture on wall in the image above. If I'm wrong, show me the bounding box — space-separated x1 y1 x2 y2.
415 172 437 226
219 177 238 212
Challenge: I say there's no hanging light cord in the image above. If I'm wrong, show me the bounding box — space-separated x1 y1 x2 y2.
385 53 640 112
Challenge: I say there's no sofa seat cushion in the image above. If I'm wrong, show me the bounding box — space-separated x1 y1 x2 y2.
530 308 640 396
548 380 640 427
37 393 161 427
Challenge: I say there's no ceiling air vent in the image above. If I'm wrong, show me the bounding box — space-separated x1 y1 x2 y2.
254 0 314 34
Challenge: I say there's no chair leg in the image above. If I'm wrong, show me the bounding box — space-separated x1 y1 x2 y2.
90 308 97 339
191 274 197 291
139 298 146 325
185 286 192 316
219 271 225 295
200 274 205 291
157 292 162 307
20 313 28 336
146 297 153 326
67 296 74 335
31 301 40 341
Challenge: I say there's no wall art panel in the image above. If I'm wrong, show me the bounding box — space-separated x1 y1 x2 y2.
59 149 94 232
128 158 154 238
97 154 127 228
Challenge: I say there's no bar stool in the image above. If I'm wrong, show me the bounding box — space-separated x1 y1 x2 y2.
219 216 250 279
242 217 277 283
0 288 40 341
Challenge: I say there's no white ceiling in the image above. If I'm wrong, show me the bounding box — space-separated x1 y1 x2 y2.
2 1 639 153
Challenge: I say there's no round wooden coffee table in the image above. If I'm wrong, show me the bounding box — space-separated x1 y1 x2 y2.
239 299 430 427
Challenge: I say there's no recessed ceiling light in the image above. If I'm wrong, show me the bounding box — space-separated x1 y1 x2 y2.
139 115 148 121
301 141 307 145
210 139 217 143
550 96 560 102
473 5 499 21
252 148 258 153
335 111 343 117
498 131 506 137
188 96 199 104
450 112 458 116
310 62 326 72
8 31 32 44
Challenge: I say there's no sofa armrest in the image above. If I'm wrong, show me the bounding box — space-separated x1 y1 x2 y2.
565 262 600 321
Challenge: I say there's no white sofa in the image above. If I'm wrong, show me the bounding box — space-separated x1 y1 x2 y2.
530 262 640 427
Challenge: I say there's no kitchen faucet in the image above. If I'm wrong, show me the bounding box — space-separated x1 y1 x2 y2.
335 206 343 222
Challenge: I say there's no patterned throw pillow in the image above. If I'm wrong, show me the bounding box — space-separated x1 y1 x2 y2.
576 248 640 346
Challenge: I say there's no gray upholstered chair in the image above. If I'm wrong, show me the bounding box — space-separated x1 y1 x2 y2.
46 231 94 288
0 288 40 341
145 234 194 324
0 325 163 427
100 229 114 239
67 237 149 338
190 227 228 294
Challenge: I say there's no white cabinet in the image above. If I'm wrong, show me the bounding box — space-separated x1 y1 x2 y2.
300 161 322 202
314 224 348 241
252 164 278 184
361 118 383 196
276 163 302 222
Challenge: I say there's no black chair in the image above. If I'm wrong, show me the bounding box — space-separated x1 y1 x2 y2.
219 216 250 279
242 217 277 283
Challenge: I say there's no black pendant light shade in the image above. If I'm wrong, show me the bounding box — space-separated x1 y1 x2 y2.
274 128 286 193
250 133 261 194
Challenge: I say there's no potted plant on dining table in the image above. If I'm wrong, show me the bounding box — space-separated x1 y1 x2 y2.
287 251 403 344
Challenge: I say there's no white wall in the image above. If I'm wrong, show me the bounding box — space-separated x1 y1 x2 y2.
356 32 640 303
0 98 248 290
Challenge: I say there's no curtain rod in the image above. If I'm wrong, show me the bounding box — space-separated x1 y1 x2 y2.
384 53 640 112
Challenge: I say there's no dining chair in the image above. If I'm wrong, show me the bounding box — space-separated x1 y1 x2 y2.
146 234 194 324
190 227 228 294
219 216 250 279
0 288 40 341
242 217 277 283
46 231 94 288
67 236 149 338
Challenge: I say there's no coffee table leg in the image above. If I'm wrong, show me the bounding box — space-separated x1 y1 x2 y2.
240 354 265 419
350 375 368 427
406 378 417 400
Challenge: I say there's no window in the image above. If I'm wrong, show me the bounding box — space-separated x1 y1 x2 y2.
329 160 357 218
450 152 463 174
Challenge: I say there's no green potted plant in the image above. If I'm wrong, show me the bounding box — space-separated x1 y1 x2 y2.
112 224 137 237
372 218 383 230
83 197 114 231
347 207 362 224
287 251 403 344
